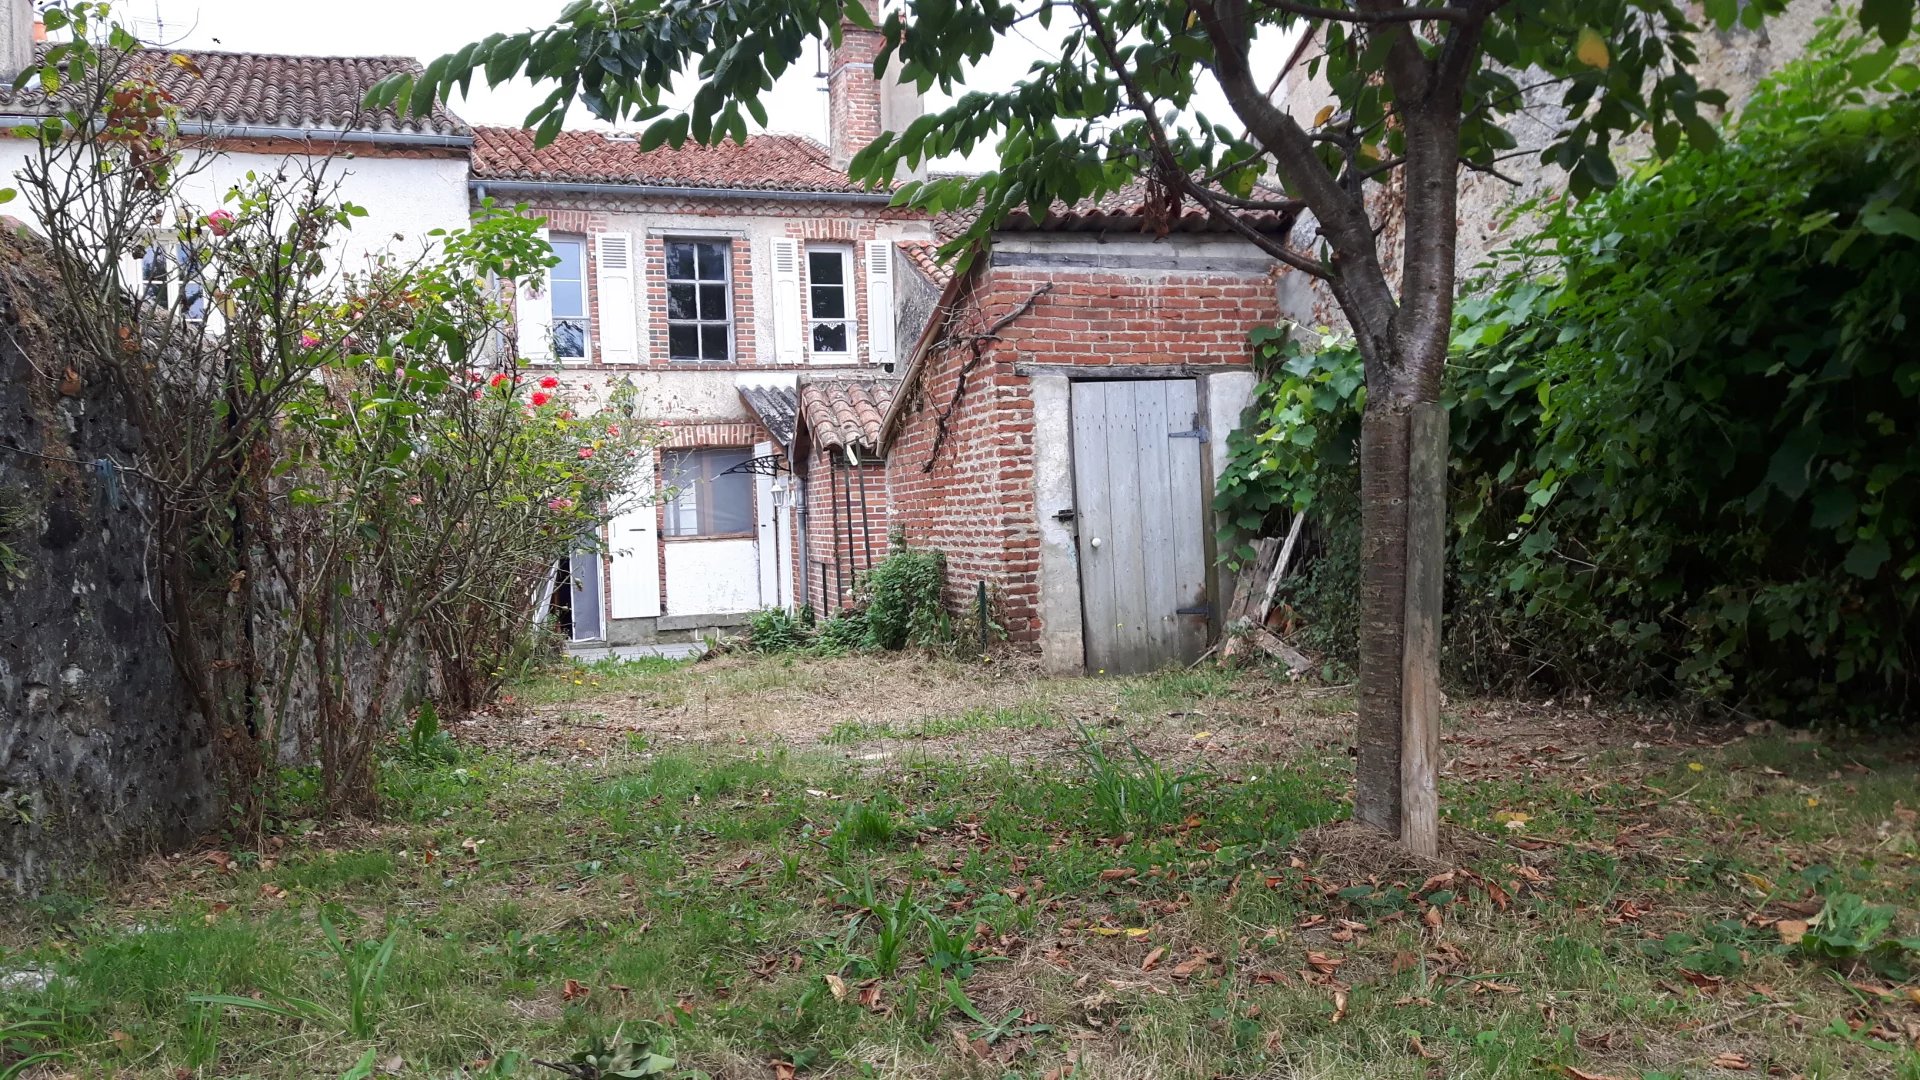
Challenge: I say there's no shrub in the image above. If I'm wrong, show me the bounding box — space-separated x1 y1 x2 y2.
1216 27 1920 723
860 532 951 650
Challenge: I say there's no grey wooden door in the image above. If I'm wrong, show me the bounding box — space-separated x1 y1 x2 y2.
1070 379 1210 674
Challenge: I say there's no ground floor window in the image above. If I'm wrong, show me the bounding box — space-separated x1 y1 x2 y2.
663 447 754 537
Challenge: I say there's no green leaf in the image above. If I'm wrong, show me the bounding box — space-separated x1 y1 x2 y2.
1844 536 1891 578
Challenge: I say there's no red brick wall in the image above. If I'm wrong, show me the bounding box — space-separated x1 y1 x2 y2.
885 258 1281 645
800 445 892 613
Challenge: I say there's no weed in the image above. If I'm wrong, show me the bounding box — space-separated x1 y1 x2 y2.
1797 892 1920 979
832 800 898 851
1075 722 1203 834
921 909 986 978
188 911 400 1040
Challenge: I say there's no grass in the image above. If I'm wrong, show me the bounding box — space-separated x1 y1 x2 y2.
2 657 1918 1079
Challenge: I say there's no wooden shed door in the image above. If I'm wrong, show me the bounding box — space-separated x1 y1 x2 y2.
1070 379 1210 674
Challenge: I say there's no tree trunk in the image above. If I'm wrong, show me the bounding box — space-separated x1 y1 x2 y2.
1354 404 1411 835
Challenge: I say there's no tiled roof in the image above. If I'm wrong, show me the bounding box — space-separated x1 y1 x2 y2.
470 127 878 193
0 47 469 136
800 379 896 456
896 240 951 286
737 383 799 448
930 177 1295 236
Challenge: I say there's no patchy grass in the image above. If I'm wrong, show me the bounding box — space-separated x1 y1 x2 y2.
3 657 1918 1079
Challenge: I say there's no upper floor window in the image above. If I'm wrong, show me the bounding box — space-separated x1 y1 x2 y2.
662 447 754 537
807 246 853 358
549 236 589 362
140 239 207 323
666 240 732 363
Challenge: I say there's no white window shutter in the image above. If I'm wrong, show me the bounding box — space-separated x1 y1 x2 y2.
594 232 641 364
770 237 803 364
608 451 661 618
864 240 896 367
518 227 554 364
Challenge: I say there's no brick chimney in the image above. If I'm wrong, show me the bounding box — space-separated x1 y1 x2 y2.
826 0 923 178
1 0 34 85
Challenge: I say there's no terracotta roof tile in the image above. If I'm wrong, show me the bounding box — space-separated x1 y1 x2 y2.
470 126 877 193
896 240 951 286
800 379 895 456
0 47 468 136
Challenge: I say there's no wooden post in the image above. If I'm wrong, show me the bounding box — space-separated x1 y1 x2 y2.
1399 402 1448 857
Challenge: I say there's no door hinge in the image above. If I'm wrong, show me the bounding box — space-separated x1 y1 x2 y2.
1169 426 1209 440
1175 604 1213 617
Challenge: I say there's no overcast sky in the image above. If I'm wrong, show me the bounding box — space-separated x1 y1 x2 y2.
133 0 1290 168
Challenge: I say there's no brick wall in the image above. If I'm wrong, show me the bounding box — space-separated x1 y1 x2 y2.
885 254 1281 646
800 445 891 613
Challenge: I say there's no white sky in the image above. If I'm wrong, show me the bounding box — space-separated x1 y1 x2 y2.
133 0 1290 169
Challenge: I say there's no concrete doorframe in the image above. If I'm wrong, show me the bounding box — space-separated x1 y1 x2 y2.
1030 368 1258 677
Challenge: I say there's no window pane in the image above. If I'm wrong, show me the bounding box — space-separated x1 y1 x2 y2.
810 285 846 320
550 278 585 319
183 282 207 321
668 324 700 360
808 250 844 284
554 319 587 358
667 283 697 320
700 325 730 362
695 242 727 281
698 283 727 319
812 322 847 353
552 239 584 282
705 451 753 534
666 242 696 281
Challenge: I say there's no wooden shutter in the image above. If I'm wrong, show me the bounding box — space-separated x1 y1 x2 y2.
608 451 662 619
594 232 640 364
864 240 896 367
769 237 803 364
518 227 554 364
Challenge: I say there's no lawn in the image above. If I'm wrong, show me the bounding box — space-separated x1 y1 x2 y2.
3 653 1919 1079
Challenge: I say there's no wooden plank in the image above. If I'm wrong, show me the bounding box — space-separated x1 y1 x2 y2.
1258 513 1308 622
1163 379 1209 665
1103 382 1150 673
1070 382 1116 674
1226 536 1281 625
1400 402 1448 858
1134 380 1176 666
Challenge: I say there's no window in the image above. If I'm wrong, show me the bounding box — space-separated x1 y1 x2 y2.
662 448 754 537
549 237 589 361
807 247 854 357
666 240 732 362
140 238 207 322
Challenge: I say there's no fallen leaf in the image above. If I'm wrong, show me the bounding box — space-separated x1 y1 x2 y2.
1774 920 1808 946
824 973 848 1001
1251 970 1290 986
1171 950 1219 980
857 979 886 1013
460 837 484 853
1709 1051 1751 1070
1330 988 1348 1023
1554 1067 1627 1080
1422 905 1444 929
1305 951 1345 975
1409 1033 1441 1059
1141 947 1167 973
1099 868 1137 881
770 1060 797 1080
561 979 589 1002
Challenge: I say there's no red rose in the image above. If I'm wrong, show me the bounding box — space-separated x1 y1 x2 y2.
539 376 559 389
488 372 510 388
531 391 552 407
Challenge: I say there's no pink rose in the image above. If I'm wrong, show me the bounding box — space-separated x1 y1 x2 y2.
407 495 423 506
577 446 594 460
547 497 574 511
606 424 621 437
206 209 235 236
299 333 320 349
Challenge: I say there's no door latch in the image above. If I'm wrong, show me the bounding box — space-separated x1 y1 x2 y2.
1053 508 1077 523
